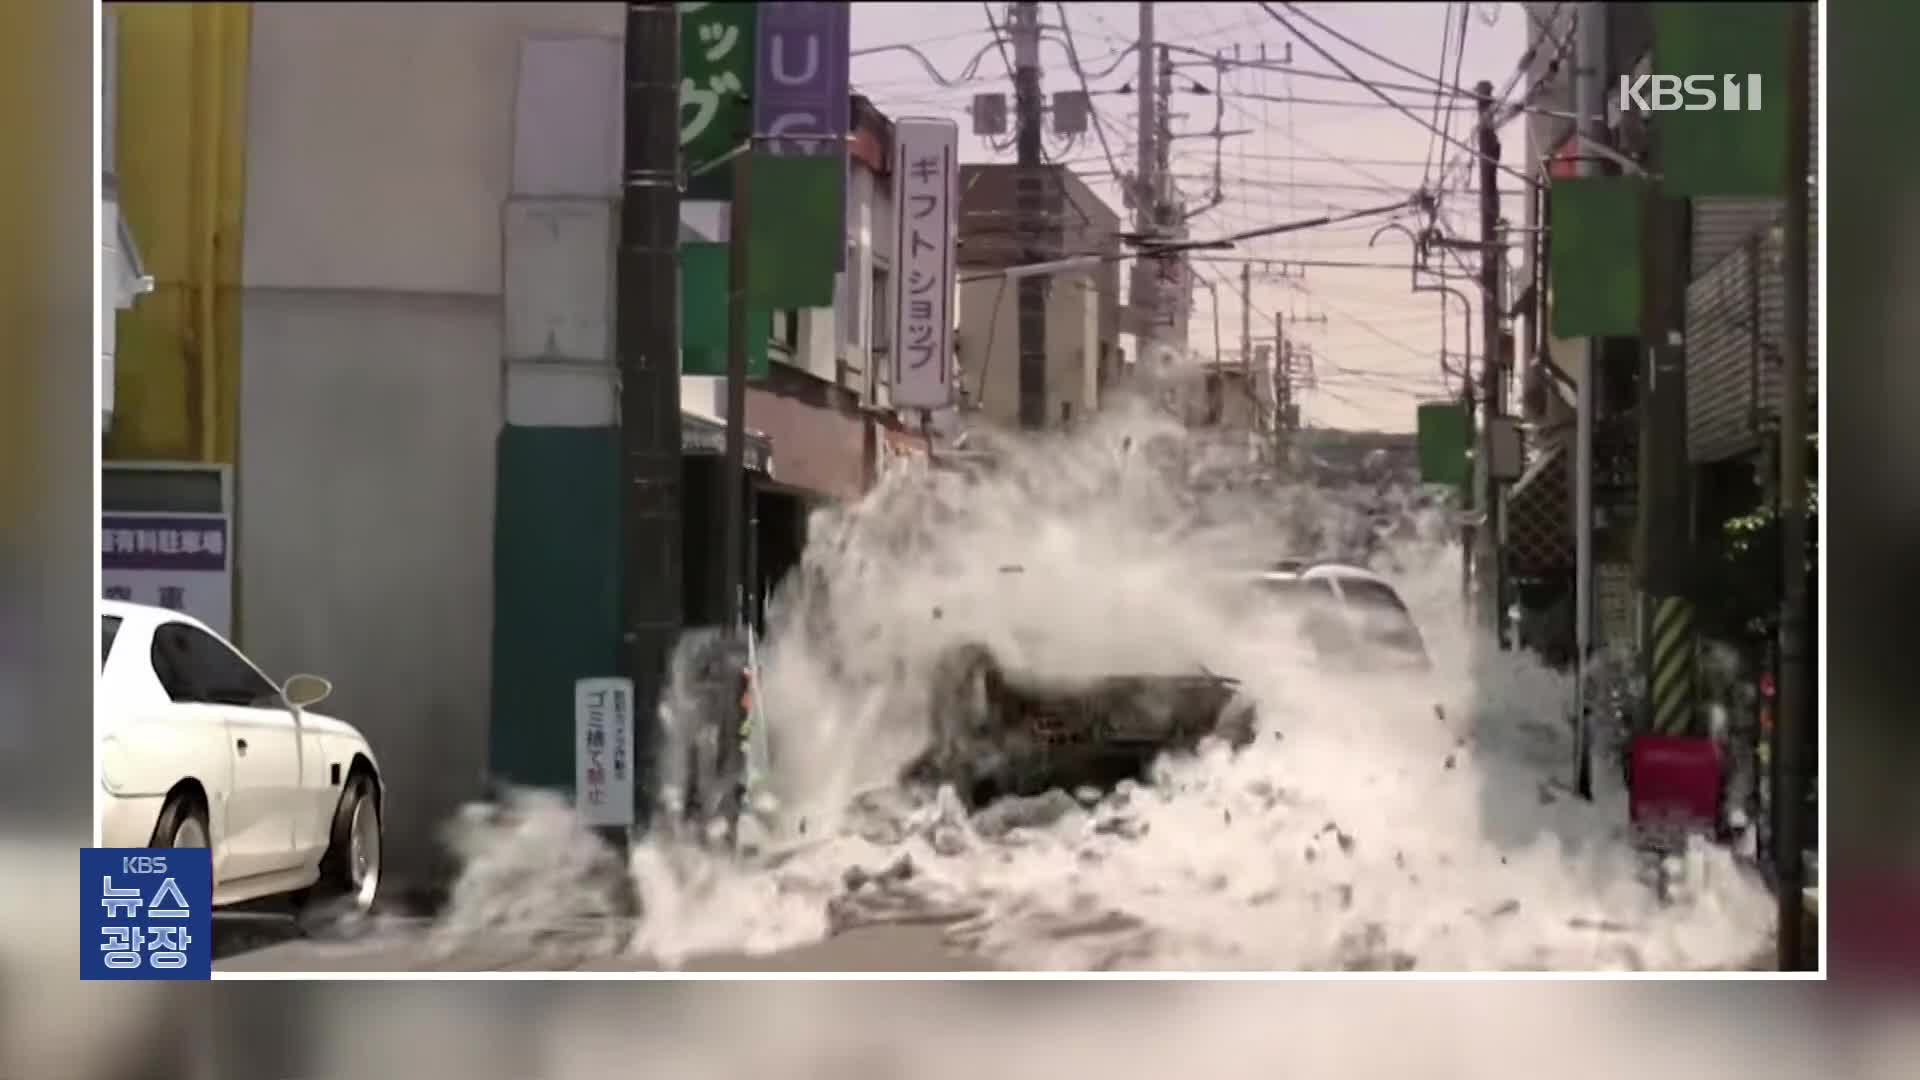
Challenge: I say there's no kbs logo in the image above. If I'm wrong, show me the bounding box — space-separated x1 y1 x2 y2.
1618 74 1764 113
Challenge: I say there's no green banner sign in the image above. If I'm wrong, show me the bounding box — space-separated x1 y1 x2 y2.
680 242 769 377
1417 401 1469 489
745 152 842 310
1652 3 1792 198
1550 177 1645 339
681 2 755 201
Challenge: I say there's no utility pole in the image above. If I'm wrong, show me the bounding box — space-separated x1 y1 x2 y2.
1638 31 1696 740
1571 1 1605 801
1132 2 1159 361
1476 79 1505 646
1240 262 1253 422
1012 0 1048 429
721 146 752 638
1775 0 1812 973
618 1 684 836
1275 312 1290 465
1156 43 1177 294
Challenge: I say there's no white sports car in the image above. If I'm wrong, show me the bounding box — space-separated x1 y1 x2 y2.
96 600 385 913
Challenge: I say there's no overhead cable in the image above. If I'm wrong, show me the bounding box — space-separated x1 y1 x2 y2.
1260 3 1535 188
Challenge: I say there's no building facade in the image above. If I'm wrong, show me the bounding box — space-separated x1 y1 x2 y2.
953 163 1122 428
105 3 922 885
1510 2 1818 708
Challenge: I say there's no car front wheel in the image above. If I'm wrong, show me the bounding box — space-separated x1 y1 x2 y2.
314 773 381 915
150 791 209 850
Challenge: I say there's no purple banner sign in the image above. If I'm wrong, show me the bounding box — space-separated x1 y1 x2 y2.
102 515 229 573
754 1 851 271
753 2 850 156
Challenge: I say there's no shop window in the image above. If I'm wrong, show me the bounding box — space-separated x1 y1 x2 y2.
841 245 862 346
871 265 890 359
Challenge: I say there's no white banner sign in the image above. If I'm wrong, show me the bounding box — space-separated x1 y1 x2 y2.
889 117 958 410
101 513 232 638
574 676 635 827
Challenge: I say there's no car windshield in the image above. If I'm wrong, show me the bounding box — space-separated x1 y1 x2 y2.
1334 577 1428 659
102 615 122 671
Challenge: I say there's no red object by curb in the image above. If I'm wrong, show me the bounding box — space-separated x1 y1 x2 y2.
1629 734 1721 829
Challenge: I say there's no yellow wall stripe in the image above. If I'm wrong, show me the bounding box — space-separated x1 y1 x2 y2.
106 3 250 465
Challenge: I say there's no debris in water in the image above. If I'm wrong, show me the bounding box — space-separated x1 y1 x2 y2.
973 790 1081 839
930 825 968 857
1335 922 1415 971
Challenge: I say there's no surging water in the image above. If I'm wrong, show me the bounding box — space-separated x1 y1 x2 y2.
442 401 1776 970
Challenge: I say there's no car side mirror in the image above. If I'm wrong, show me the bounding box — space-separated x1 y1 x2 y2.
282 673 333 710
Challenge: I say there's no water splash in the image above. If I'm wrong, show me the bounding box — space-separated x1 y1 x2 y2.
437 400 1774 970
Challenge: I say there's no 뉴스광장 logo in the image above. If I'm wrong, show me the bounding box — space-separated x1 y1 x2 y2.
80 848 212 980
1618 74 1764 113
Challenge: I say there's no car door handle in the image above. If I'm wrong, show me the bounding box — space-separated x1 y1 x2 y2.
235 737 249 755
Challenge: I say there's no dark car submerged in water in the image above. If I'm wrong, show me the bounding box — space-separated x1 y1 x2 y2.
902 639 1259 808
900 559 1431 807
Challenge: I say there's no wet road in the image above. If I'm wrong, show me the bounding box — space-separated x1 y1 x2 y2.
212 911 983 973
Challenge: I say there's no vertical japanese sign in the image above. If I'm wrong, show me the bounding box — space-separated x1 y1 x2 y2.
575 676 635 827
680 1 755 201
751 1 851 280
889 118 958 409
101 514 232 637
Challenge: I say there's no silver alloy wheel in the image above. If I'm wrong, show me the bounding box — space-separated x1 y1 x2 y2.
172 816 208 849
347 794 380 911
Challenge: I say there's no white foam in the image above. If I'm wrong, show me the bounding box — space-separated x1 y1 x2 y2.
440 402 1775 970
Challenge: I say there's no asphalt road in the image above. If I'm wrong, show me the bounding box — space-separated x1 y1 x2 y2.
212 911 983 973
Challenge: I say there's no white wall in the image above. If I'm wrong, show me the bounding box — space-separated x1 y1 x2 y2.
236 290 500 878
236 3 623 881
242 3 621 295
957 270 1099 426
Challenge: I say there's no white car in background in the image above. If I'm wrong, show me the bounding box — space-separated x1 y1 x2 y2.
1250 561 1433 671
96 600 385 913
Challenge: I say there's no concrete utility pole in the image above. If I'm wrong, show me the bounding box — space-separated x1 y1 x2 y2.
1156 43 1175 235
722 145 753 638
1638 40 1697 739
1240 262 1253 412
617 1 684 834
1775 0 1812 973
1476 79 1506 646
1012 0 1048 429
1133 2 1158 357
1275 312 1290 461
1572 1 1605 800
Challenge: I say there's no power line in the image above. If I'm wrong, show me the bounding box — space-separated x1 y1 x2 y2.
1422 3 1455 187
1260 2 1535 189
1261 1 1469 101
1427 1 1473 232
1212 90 1405 191
1140 197 1418 257
1051 1 1127 191
1219 88 1479 113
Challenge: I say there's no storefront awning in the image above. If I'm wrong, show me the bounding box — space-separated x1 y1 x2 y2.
681 411 773 476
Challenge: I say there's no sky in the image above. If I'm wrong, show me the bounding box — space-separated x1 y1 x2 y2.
848 2 1532 433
